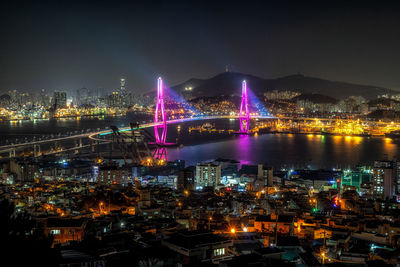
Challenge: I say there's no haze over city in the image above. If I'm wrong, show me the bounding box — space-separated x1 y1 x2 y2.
2 1 400 93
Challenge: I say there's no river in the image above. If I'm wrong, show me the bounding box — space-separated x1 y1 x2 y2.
0 113 399 169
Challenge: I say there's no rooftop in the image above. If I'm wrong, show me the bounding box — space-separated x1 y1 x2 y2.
255 215 294 223
47 218 86 228
163 231 231 250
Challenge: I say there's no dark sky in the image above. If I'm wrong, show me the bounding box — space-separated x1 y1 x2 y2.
2 0 400 94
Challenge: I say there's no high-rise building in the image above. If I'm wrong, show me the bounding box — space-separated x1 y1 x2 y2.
107 92 123 107
195 163 221 189
373 160 395 199
131 165 144 179
97 165 129 185
394 161 400 195
9 159 37 182
53 91 67 109
178 168 194 191
257 165 274 188
342 167 372 191
76 87 89 106
120 78 126 94
40 89 50 107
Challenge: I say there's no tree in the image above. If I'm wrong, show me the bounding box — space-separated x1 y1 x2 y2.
0 198 56 266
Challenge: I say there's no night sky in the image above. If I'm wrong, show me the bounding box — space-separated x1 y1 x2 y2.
2 0 400 94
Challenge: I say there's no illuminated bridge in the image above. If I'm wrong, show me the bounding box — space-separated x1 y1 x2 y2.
87 114 275 142
88 78 273 142
0 77 275 159
3 77 392 161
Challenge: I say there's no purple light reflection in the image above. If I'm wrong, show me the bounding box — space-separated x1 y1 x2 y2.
235 134 251 168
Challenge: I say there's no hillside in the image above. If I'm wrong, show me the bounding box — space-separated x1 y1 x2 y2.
170 72 394 99
293 94 339 104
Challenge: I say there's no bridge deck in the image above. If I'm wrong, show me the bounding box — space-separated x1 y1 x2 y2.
3 115 347 151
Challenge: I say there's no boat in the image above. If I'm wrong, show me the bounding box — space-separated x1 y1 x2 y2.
202 123 213 129
385 130 400 138
354 132 371 137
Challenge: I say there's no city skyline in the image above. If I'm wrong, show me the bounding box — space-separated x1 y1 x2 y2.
3 1 400 93
5 2 400 266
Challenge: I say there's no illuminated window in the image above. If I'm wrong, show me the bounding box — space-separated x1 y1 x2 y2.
50 229 60 235
214 248 225 256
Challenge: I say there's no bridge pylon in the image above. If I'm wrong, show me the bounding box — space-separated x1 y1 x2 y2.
154 77 167 145
239 80 250 133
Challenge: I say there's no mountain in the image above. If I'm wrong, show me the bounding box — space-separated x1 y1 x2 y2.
170 72 395 99
293 93 339 104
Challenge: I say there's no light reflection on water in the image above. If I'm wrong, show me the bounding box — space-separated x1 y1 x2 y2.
167 132 399 169
1 116 399 169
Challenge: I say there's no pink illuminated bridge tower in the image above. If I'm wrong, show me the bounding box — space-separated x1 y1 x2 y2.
239 80 250 134
154 77 167 145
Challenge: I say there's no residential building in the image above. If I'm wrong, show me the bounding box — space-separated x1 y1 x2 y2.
373 160 396 199
195 163 221 189
162 231 233 264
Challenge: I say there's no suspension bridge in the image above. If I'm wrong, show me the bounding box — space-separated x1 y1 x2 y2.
0 77 274 162
89 78 271 141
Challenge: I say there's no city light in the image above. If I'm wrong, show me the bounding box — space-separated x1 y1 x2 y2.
4 2 400 266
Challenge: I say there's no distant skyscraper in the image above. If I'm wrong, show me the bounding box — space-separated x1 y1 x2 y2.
120 78 126 91
119 78 127 97
53 91 67 109
40 89 50 107
107 92 123 107
76 87 89 106
116 77 130 107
